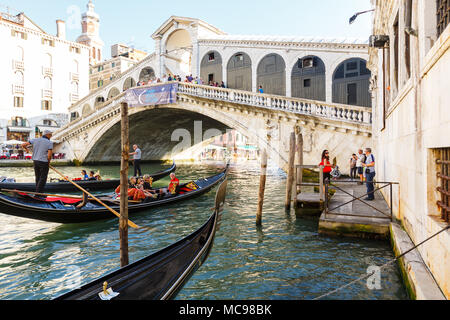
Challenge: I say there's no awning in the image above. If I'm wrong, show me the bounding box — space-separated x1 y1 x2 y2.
36 125 59 132
7 126 33 133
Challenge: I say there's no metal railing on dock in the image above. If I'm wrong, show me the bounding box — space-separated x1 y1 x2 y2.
323 180 399 221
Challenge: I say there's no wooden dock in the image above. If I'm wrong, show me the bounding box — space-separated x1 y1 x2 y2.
296 193 323 208
318 183 392 240
294 165 325 214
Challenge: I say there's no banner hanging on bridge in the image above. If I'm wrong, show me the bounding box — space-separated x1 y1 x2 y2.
125 83 178 108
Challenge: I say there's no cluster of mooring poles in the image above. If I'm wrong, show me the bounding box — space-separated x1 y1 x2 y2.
256 129 304 226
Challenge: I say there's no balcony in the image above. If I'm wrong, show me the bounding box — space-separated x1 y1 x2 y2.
12 60 24 70
12 84 24 95
42 67 53 76
42 89 53 99
70 72 80 81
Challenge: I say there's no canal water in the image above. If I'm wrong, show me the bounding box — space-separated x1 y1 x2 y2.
0 162 408 300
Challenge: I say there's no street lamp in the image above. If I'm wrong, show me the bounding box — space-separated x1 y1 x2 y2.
349 9 375 24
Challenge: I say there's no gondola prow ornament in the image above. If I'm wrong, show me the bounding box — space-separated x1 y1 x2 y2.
98 281 119 300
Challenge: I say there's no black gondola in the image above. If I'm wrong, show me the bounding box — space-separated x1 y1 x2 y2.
0 166 228 224
55 178 227 300
0 162 176 193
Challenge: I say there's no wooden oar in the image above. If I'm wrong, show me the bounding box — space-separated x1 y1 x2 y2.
0 189 144 204
49 165 139 229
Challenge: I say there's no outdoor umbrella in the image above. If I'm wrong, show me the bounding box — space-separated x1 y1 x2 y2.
1 140 25 146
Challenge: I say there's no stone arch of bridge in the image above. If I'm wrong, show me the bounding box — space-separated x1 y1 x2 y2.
79 104 281 164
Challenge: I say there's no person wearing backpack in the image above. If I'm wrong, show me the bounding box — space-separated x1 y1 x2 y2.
362 148 376 201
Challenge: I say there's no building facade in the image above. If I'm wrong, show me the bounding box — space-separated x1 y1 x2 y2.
0 10 89 142
89 44 148 91
368 0 450 298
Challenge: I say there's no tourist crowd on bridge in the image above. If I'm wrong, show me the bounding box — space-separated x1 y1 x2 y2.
136 73 227 89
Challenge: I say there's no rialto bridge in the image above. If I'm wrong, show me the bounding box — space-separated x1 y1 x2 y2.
53 82 372 172
52 16 374 172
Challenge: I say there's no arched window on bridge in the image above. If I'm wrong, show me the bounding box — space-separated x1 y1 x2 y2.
94 96 105 107
70 112 80 121
200 51 223 85
257 53 286 96
82 104 92 117
123 77 136 91
107 87 120 100
332 58 372 107
291 56 326 101
227 52 252 92
139 67 156 83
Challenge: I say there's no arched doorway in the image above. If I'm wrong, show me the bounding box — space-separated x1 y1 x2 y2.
291 56 326 101
165 29 192 76
107 87 120 100
227 52 252 91
94 96 105 107
257 53 286 96
200 51 223 85
332 58 371 107
123 77 136 91
139 67 156 83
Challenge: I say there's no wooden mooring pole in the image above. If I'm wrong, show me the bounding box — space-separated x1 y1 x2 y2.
285 132 296 211
296 133 303 195
256 149 268 226
294 133 304 209
120 102 130 267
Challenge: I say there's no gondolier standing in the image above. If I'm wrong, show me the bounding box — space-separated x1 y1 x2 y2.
130 144 142 177
21 130 53 195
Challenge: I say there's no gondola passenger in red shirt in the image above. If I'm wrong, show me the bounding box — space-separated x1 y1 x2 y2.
168 173 180 195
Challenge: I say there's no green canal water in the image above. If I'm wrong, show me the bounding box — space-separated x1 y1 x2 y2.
0 162 408 300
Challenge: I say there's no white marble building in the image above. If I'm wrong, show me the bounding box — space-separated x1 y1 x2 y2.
0 10 90 142
368 0 450 298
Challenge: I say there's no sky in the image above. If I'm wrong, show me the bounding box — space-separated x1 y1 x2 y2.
1 0 373 59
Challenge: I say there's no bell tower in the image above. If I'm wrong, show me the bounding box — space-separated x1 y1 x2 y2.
76 0 104 65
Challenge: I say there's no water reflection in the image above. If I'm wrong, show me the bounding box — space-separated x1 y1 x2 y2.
0 163 407 300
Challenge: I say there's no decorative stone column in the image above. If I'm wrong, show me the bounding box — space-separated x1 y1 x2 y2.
252 64 258 92
325 70 333 103
286 68 292 97
191 40 200 78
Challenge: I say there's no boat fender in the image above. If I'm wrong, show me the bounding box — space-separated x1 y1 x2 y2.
98 281 119 300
